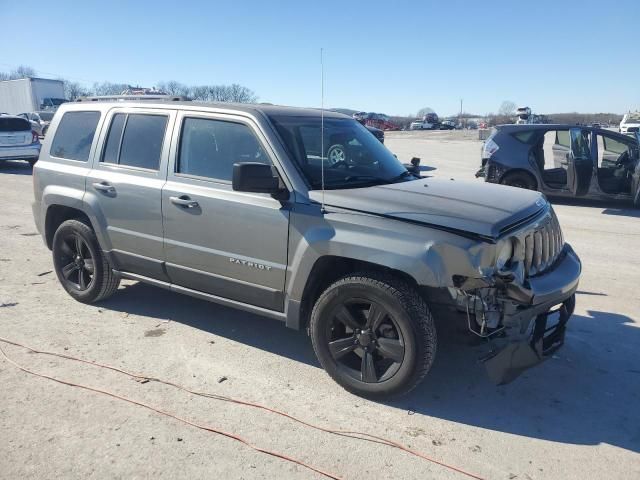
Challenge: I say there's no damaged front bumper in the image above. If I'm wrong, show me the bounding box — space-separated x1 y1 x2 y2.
452 244 581 384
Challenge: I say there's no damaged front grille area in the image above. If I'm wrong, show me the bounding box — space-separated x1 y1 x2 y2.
522 210 564 277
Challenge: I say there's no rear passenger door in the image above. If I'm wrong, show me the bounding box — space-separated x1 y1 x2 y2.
161 111 290 311
86 108 176 280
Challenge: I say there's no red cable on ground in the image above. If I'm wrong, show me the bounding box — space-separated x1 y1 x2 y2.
0 341 342 480
0 336 486 480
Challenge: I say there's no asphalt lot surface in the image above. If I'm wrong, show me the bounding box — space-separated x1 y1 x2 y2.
1 130 639 479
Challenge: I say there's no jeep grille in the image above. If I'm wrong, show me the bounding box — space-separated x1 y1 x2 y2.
523 210 564 277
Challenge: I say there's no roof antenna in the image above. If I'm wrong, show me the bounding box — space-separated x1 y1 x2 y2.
320 47 326 214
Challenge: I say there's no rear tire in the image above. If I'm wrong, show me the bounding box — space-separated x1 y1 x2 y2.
52 219 120 303
310 272 436 399
501 171 537 190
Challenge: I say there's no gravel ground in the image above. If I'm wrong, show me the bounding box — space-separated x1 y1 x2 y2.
1 130 639 480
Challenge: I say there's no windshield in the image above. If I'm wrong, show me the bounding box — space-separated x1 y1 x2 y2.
269 115 409 189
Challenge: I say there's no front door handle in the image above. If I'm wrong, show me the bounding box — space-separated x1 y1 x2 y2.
92 181 115 193
170 195 199 208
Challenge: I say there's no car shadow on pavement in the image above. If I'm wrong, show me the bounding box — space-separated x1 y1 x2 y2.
101 282 319 367
550 196 639 217
390 309 640 453
0 160 33 175
101 283 640 453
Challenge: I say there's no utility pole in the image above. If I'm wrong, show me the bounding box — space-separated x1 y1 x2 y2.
459 98 463 127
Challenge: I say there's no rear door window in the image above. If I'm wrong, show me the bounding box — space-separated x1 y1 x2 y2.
101 113 168 170
50 111 101 161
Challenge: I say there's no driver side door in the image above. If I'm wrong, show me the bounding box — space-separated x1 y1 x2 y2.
161 111 291 311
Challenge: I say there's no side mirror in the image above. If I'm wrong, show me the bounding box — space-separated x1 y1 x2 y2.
232 162 285 198
405 157 421 176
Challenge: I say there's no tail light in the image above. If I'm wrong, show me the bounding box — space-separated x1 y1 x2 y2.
32 130 39 143
482 138 499 159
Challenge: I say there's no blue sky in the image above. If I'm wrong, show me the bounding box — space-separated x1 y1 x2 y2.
1 0 638 116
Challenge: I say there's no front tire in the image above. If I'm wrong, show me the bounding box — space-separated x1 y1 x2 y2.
52 219 120 303
310 272 436 399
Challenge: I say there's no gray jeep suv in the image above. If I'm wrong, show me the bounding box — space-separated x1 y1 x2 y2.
32 101 581 398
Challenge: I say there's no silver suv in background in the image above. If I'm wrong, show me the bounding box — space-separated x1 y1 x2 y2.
0 115 41 166
32 100 581 398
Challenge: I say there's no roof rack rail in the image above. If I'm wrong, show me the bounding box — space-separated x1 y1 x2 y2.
75 95 189 103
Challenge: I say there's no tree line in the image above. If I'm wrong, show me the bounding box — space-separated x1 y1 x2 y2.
0 65 258 104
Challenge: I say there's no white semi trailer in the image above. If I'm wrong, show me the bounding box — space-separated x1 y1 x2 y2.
0 78 67 114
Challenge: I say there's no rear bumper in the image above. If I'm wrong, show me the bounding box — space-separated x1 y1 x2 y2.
0 144 41 161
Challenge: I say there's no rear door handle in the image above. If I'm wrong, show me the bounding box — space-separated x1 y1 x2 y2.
170 195 199 208
92 181 115 193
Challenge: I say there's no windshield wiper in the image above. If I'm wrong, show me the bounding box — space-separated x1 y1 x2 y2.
343 175 387 183
389 170 418 182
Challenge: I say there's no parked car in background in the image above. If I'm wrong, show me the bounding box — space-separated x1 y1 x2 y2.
410 113 439 130
32 100 581 397
0 115 41 166
17 112 44 136
355 112 399 131
439 120 456 130
478 124 640 206
619 112 640 134
353 114 384 143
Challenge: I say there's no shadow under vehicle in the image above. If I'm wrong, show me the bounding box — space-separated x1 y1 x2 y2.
478 124 640 207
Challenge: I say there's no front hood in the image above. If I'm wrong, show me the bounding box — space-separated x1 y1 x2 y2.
310 177 546 239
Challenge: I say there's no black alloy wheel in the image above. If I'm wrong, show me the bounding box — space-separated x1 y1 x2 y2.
52 219 120 303
57 232 95 291
327 299 405 384
310 273 436 399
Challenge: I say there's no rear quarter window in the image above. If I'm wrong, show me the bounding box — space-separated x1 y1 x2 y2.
0 117 30 132
511 130 537 144
50 111 101 161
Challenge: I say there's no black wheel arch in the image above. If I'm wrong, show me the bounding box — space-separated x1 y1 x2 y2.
499 168 539 190
297 256 422 333
45 205 93 250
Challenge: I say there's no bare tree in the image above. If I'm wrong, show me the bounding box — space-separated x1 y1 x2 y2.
189 85 210 101
92 82 130 96
61 80 90 100
227 84 257 103
0 65 37 80
157 80 189 96
10 65 36 79
416 107 434 118
498 101 516 116
186 84 257 103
